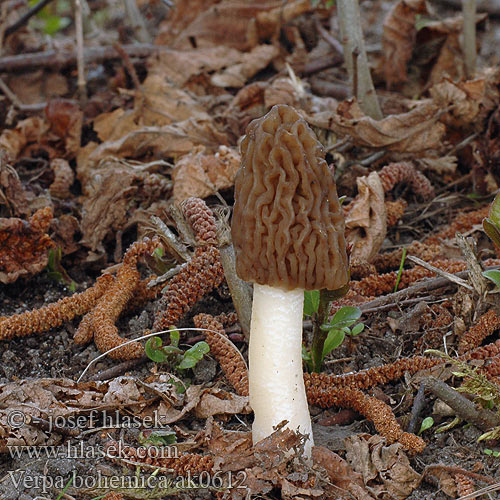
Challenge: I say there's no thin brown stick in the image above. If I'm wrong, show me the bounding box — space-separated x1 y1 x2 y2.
0 43 169 72
423 376 500 431
4 0 55 38
112 42 142 91
358 265 500 313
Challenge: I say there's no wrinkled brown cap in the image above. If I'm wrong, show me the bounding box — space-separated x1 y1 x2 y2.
231 104 349 291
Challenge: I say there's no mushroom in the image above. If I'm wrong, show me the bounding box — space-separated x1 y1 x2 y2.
231 104 349 456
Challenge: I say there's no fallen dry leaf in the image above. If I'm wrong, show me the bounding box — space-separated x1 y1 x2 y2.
430 71 500 131
49 158 74 198
0 155 33 216
312 445 376 500
159 0 313 51
0 116 50 160
211 44 279 88
45 99 83 157
345 171 387 263
194 388 250 419
172 145 241 202
345 434 421 500
308 99 446 153
380 0 428 89
0 207 55 284
77 157 171 253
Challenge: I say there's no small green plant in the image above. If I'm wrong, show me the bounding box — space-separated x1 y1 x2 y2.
303 290 364 372
394 247 407 292
138 429 177 446
145 329 209 372
484 448 500 457
418 416 434 435
426 349 500 442
46 247 76 291
29 0 71 35
481 192 500 287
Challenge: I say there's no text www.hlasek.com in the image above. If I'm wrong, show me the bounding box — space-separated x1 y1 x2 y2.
8 440 178 460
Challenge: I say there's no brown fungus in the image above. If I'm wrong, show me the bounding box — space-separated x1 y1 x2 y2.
231 104 349 457
232 104 348 291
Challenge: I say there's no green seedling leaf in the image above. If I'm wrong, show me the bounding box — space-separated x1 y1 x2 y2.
338 195 346 205
394 247 407 292
160 345 183 356
145 337 167 363
478 427 500 442
483 218 500 248
302 346 313 372
435 417 462 433
170 329 180 348
482 269 500 289
154 247 164 258
418 417 434 435
322 328 345 356
489 191 500 225
330 306 362 328
350 323 365 336
177 341 209 370
138 430 177 446
484 448 493 455
304 290 320 316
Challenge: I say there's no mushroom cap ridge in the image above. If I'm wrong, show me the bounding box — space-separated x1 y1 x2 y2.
232 104 349 291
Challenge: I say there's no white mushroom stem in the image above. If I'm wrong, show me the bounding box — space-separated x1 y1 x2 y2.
249 283 313 456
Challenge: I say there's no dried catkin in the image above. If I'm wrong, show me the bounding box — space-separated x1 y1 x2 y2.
372 241 441 272
378 162 435 199
351 259 468 297
0 273 113 340
106 440 214 475
193 313 248 396
92 237 161 360
153 246 224 331
181 197 218 245
455 473 475 497
385 198 407 226
458 309 500 355
304 356 442 392
305 384 425 453
425 205 490 245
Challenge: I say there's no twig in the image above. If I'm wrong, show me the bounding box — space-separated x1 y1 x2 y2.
123 0 151 43
357 265 500 313
336 0 382 119
112 42 142 91
0 75 46 111
407 382 426 434
463 0 477 78
455 232 487 297
89 356 148 381
314 17 344 56
4 0 55 38
407 255 474 291
0 43 169 72
423 376 500 431
74 0 86 105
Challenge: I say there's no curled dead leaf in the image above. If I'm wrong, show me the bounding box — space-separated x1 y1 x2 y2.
380 0 428 89
308 99 446 153
211 44 279 88
345 171 387 263
345 434 421 500
173 146 241 203
45 99 83 156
